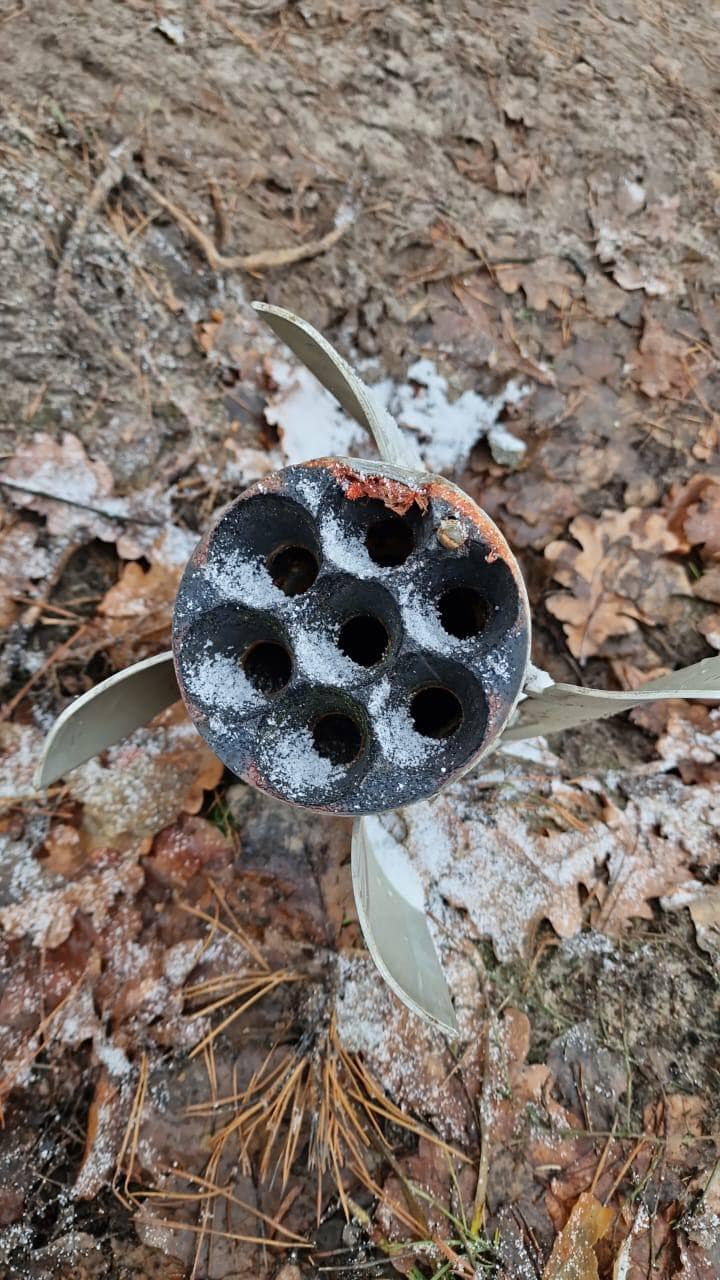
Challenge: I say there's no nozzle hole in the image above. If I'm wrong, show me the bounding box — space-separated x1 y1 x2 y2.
338 614 389 667
267 544 319 596
410 686 463 739
242 641 292 695
438 586 490 639
312 713 363 766
365 515 415 567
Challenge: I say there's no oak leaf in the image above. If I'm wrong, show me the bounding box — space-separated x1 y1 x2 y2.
589 175 684 297
479 476 579 550
373 776 602 961
0 850 143 948
376 772 720 957
545 508 691 662
0 432 117 541
630 315 690 398
0 432 172 559
665 475 720 563
542 1192 613 1280
95 524 197 667
595 779 720 932
496 255 579 312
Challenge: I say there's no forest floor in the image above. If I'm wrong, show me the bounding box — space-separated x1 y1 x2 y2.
1 1 720 1277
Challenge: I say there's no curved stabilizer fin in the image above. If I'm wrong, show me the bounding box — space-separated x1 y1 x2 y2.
35 651 180 788
503 655 720 742
351 816 459 1035
252 301 420 470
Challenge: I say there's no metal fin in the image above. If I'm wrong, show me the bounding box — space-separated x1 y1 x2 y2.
35 651 180 788
351 816 459 1035
503 655 720 742
252 301 420 469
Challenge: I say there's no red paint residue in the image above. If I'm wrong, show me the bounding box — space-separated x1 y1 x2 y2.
319 460 429 514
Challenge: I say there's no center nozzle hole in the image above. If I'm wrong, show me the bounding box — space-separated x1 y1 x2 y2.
242 641 292 695
438 586 490 639
338 614 389 667
267 545 319 597
365 515 415 567
410 686 463 739
312 713 363 766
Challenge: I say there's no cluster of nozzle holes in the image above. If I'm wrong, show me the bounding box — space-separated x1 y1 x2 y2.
236 501 490 770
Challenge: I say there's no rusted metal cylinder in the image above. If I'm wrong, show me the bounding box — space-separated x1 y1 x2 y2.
173 458 530 814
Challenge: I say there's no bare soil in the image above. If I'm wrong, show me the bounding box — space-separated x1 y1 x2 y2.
1 1 719 1277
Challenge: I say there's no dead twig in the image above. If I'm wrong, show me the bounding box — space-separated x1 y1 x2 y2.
20 540 81 630
0 623 89 722
130 170 355 273
55 137 136 307
0 477 160 527
208 176 230 251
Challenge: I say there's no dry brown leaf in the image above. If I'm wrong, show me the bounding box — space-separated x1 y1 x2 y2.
612 1203 677 1280
674 1167 720 1279
375 772 720 956
483 1008 551 1144
74 1069 122 1199
675 1237 719 1280
694 566 720 604
666 476 720 563
546 1023 626 1133
227 783 356 947
644 1095 707 1167
698 610 720 650
372 778 601 961
494 154 539 194
496 256 579 311
0 432 174 562
0 722 42 816
0 432 118 541
630 315 690 399
596 781 720 932
336 953 475 1144
41 822 85 877
66 703 223 851
0 505 52 628
682 488 720 562
375 1136 475 1272
478 476 579 550
0 849 143 948
589 176 684 297
655 705 720 783
662 883 720 955
542 1192 613 1280
545 507 691 662
146 814 232 890
95 524 196 666
374 1007 547 1273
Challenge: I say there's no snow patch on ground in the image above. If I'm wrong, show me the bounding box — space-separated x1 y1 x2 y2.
265 355 528 474
392 358 528 473
265 358 369 464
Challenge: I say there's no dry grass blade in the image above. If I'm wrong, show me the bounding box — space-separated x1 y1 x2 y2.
187 969 302 1060
113 1052 149 1209
146 1168 309 1244
118 890 467 1257
129 171 354 275
179 897 269 971
137 1215 311 1251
